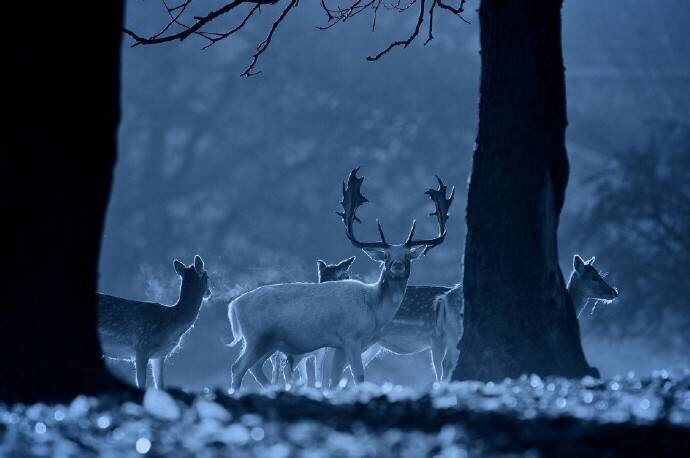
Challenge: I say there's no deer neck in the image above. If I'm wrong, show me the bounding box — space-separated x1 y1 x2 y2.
372 268 409 330
566 272 588 313
172 282 204 328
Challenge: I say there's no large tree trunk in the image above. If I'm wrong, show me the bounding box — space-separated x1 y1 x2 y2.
453 0 598 381
1 2 130 402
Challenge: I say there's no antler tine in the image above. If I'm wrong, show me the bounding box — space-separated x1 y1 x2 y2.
405 175 454 253
376 219 388 245
337 168 390 249
404 219 417 245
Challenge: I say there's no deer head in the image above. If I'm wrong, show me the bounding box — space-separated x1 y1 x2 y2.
173 255 212 300
571 255 618 301
317 256 356 282
337 168 453 281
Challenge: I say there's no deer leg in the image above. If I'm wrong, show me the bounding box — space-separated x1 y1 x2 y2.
442 353 454 382
304 353 316 386
231 341 270 392
285 355 296 384
134 353 148 389
151 357 165 389
298 358 309 386
362 343 383 368
269 352 289 387
344 343 365 385
269 353 280 385
249 358 272 388
321 348 334 387
314 349 325 388
442 341 460 382
329 348 347 389
430 341 445 382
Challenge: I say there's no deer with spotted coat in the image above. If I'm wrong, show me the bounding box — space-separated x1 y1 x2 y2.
98 255 211 389
359 282 463 383
227 168 453 391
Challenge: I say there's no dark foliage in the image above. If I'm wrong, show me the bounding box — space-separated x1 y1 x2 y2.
576 121 690 351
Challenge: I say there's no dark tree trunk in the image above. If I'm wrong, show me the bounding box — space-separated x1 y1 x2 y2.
1 2 130 402
453 0 598 381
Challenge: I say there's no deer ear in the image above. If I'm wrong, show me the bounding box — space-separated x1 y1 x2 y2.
339 256 356 270
194 255 205 274
174 260 186 276
573 255 585 274
586 256 596 265
409 245 426 260
362 248 386 262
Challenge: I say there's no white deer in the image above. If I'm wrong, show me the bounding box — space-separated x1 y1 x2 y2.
227 168 453 391
268 256 356 387
98 255 211 389
567 255 618 317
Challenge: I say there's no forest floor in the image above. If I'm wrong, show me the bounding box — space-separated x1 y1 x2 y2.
1 373 689 458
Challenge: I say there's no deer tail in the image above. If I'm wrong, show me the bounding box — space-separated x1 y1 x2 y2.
434 294 448 337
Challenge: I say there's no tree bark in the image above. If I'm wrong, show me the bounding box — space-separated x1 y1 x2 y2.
453 0 598 381
1 2 130 402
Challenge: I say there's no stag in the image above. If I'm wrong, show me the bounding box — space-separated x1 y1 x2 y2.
227 168 452 391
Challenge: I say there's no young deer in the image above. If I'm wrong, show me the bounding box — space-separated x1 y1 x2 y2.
227 168 453 391
98 255 211 389
360 283 463 383
568 254 618 317
269 256 356 387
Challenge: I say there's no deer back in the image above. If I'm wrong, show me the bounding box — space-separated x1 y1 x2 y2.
394 286 451 324
231 280 383 354
98 294 177 357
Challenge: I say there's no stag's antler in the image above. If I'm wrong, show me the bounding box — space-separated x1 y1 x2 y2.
405 175 454 253
337 168 390 249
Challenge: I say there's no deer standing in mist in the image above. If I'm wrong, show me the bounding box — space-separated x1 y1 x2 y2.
359 255 617 383
268 256 356 387
227 168 453 391
359 283 463 383
567 255 618 317
98 255 211 389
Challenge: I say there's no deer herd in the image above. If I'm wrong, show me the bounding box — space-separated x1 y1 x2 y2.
97 168 618 391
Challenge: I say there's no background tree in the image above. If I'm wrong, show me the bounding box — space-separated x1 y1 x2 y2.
453 0 597 380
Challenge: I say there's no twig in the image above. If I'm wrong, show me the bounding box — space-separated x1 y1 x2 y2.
367 0 425 61
241 0 299 76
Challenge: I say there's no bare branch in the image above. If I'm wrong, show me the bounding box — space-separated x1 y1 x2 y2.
201 3 261 50
366 0 425 61
425 0 437 45
122 0 471 76
438 0 470 24
154 0 193 39
241 0 299 77
372 0 384 31
122 0 258 45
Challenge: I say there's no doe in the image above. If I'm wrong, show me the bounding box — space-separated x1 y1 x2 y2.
98 255 211 389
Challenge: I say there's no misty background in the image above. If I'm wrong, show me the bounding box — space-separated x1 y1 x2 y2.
99 0 690 389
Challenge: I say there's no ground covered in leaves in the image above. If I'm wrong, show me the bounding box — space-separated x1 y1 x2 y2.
2 372 689 457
